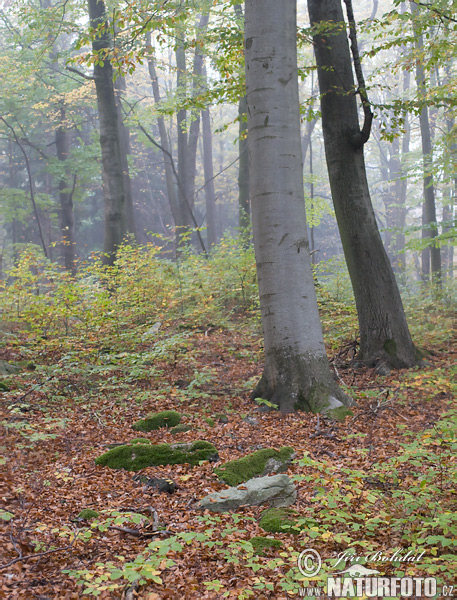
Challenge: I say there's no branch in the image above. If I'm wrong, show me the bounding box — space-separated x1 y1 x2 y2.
137 123 207 255
413 1 457 23
1 117 48 258
65 65 94 81
343 0 373 147
0 534 78 570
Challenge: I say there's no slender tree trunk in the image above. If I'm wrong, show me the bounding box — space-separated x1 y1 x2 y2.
234 4 250 232
308 0 418 369
246 0 350 413
146 44 180 227
410 1 441 284
88 0 126 265
55 107 76 275
201 102 217 248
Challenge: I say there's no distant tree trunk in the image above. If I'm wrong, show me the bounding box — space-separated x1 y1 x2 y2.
146 43 179 228
201 99 217 248
410 1 441 284
246 0 351 412
55 107 76 275
88 0 126 265
114 76 137 240
234 4 250 232
308 0 418 369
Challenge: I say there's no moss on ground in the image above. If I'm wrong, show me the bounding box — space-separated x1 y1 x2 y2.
258 507 299 534
95 440 218 471
130 437 151 444
214 446 294 486
250 536 283 556
77 509 99 520
132 410 182 432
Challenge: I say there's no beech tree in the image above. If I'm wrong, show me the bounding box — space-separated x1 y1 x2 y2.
308 0 419 370
88 0 126 265
245 0 350 412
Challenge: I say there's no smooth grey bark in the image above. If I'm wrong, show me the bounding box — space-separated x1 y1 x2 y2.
201 91 217 248
308 0 418 369
234 4 250 232
88 0 126 265
55 107 76 275
410 1 441 284
245 0 350 413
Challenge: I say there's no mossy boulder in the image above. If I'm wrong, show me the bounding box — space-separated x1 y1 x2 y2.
77 509 99 520
130 437 151 444
132 410 182 432
204 417 215 427
250 536 283 556
170 424 193 435
214 447 294 486
95 440 218 471
258 507 299 534
327 407 354 422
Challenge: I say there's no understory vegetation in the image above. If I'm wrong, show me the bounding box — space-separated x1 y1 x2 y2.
1 240 456 599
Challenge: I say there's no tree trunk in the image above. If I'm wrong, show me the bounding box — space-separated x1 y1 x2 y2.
410 1 441 284
234 4 250 232
308 0 418 369
201 101 217 248
245 0 350 413
55 107 76 275
146 43 180 228
88 0 126 265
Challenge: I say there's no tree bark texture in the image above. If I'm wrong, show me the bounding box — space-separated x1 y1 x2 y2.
245 0 350 412
88 0 126 265
308 0 418 369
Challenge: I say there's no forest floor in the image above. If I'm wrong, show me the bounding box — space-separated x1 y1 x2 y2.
1 315 456 599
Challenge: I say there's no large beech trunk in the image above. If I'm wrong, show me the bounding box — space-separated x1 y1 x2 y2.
88 0 126 265
245 0 350 413
308 0 418 369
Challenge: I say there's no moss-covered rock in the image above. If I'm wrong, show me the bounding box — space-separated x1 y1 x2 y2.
258 507 299 534
130 437 151 444
250 536 283 556
77 509 99 520
0 380 10 391
204 417 215 427
132 410 182 432
170 424 193 435
214 447 294 486
95 440 218 471
327 407 354 421
215 413 229 424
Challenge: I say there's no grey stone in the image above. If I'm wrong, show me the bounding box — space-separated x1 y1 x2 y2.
198 474 297 513
262 455 293 476
243 415 259 426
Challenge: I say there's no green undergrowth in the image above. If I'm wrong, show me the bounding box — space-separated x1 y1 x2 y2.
65 407 457 597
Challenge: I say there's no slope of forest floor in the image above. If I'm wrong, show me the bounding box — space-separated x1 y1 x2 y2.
1 250 456 599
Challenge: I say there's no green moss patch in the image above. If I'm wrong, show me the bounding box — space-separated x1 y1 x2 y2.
132 410 182 432
250 536 283 556
214 446 294 486
130 437 151 444
258 507 299 534
95 440 218 471
327 407 354 421
77 509 99 520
